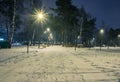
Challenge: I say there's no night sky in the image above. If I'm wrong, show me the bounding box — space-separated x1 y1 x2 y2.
42 0 120 29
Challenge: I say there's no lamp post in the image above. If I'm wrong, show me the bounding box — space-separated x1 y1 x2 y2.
37 13 44 48
47 28 50 46
34 9 47 48
118 34 120 47
49 33 53 45
100 29 104 51
79 17 83 44
44 28 52 46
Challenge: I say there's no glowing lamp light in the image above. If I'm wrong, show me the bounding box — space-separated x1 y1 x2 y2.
47 28 50 32
37 13 44 19
50 33 53 39
118 34 120 38
33 9 48 24
100 29 104 34
77 36 80 39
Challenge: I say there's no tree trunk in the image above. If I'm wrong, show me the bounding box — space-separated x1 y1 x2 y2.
5 20 9 39
8 0 16 48
31 29 35 45
62 31 64 46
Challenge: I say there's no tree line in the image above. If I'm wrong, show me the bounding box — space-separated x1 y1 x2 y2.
0 0 120 48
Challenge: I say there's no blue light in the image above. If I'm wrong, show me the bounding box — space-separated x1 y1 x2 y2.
0 38 4 41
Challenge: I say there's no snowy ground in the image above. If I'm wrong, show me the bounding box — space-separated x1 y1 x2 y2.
0 46 120 82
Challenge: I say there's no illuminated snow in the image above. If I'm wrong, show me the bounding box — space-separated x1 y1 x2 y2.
0 46 120 82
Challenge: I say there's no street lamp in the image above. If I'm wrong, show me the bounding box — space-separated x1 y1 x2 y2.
100 29 104 34
34 9 47 24
44 27 54 46
118 34 120 38
100 29 104 51
49 33 53 46
50 33 53 39
77 36 80 39
34 9 48 48
44 28 53 46
118 34 120 47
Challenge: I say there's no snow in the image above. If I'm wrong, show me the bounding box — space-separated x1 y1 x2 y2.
0 46 120 82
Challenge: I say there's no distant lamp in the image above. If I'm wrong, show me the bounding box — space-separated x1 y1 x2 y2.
118 34 120 38
100 29 104 34
100 28 104 51
77 36 80 39
50 33 53 39
47 28 50 32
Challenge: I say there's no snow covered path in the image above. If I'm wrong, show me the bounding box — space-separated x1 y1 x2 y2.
0 46 120 82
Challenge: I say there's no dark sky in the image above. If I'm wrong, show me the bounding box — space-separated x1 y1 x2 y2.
42 0 120 29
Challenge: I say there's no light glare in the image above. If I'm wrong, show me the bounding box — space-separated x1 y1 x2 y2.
33 9 48 24
38 13 43 19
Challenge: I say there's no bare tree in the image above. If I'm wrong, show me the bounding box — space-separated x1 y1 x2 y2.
8 0 16 48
